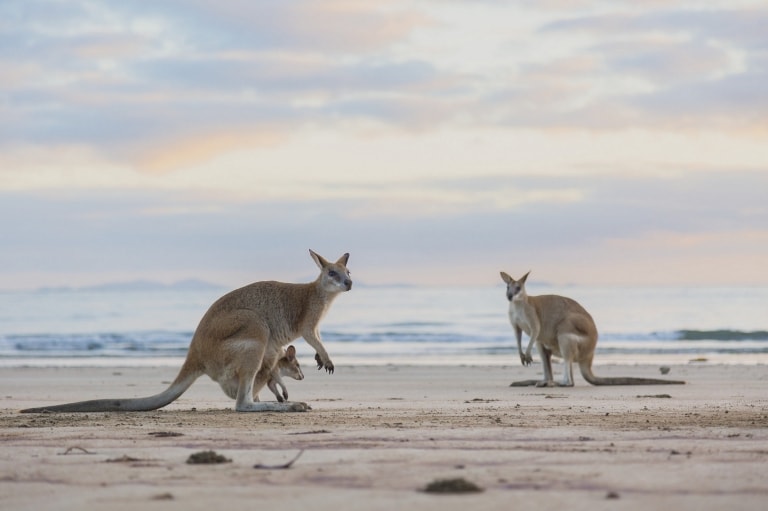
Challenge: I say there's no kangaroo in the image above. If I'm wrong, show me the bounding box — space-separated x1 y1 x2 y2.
500 271 684 387
263 345 304 403
21 250 352 413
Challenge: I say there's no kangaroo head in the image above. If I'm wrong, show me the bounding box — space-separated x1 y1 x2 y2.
500 271 530 302
310 249 353 293
277 345 304 381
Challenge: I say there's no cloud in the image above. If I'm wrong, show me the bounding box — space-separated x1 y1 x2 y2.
2 168 765 288
133 129 287 173
628 70 768 128
3 0 768 174
0 1 766 289
595 39 733 83
135 56 443 94
525 6 768 130
0 1 455 170
543 7 768 49
146 0 427 53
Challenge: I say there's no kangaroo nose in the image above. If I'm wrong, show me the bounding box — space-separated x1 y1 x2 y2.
344 279 352 290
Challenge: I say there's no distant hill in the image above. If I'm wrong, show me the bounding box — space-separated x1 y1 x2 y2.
35 279 224 293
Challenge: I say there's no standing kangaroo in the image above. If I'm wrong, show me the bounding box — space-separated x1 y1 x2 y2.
21 250 352 413
500 271 684 387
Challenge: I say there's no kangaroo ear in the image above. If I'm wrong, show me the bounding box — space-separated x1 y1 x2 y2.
520 271 531 284
336 253 350 266
500 271 512 284
286 345 296 358
309 249 329 269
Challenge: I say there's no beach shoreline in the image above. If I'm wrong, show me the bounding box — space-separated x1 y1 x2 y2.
2 363 767 510
2 350 767 369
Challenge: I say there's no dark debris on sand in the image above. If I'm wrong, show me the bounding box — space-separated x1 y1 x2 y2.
422 477 484 494
186 450 231 464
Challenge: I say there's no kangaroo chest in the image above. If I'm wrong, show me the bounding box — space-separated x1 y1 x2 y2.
508 302 535 336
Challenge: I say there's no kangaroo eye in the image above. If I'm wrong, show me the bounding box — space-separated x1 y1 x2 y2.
328 270 338 277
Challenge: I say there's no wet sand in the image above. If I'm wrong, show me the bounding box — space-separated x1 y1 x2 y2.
1 363 767 510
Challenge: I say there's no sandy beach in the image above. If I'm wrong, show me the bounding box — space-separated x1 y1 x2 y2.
1 362 767 510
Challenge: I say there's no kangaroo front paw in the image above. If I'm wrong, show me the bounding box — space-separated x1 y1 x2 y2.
315 353 335 374
520 353 533 366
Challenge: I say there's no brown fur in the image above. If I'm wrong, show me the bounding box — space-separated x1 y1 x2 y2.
263 345 304 403
21 250 351 413
500 271 684 387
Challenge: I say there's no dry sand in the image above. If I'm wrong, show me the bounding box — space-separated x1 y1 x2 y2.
1 362 767 511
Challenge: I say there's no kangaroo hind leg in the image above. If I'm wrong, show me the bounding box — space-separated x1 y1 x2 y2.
231 340 309 413
557 333 584 387
534 346 559 387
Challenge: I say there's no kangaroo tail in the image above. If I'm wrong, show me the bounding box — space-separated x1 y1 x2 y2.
20 365 201 413
586 376 685 385
579 363 685 386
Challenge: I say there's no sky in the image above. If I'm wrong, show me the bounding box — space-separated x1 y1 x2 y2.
1 0 767 290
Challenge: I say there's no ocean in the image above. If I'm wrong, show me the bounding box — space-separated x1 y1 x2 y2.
1 284 767 368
